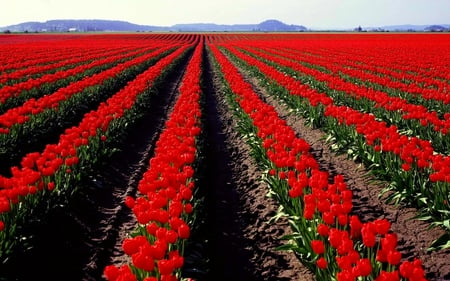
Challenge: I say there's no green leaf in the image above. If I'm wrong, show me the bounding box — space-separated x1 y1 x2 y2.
279 234 298 241
416 215 433 221
276 243 298 251
268 205 288 223
428 233 450 251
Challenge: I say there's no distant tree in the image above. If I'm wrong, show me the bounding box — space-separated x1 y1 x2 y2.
3 30 11 34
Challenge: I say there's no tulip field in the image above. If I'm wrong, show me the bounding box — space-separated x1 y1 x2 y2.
0 33 449 281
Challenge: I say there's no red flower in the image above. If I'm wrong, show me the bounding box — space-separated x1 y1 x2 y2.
0 197 11 213
322 211 335 225
124 196 135 209
337 238 354 256
317 198 331 213
169 201 183 217
158 259 175 275
103 265 119 281
166 230 178 244
317 223 329 237
338 214 348 226
316 257 328 269
288 186 302 198
387 250 402 265
184 203 193 214
47 181 55 191
132 252 155 272
311 240 325 255
337 270 355 281
122 236 147 256
399 261 414 278
355 258 372 277
375 270 399 281
104 265 136 281
0 221 4 231
151 239 167 260
169 250 184 268
146 222 159 236
349 215 362 239
303 205 315 220
361 223 377 248
381 233 398 251
328 228 345 249
376 249 387 263
374 219 391 235
178 222 190 239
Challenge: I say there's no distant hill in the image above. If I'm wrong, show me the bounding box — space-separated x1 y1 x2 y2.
172 20 306 32
256 19 306 32
366 24 450 32
0 19 166 32
424 25 449 32
0 19 306 33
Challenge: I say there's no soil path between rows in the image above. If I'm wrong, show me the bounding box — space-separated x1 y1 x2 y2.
196 49 314 281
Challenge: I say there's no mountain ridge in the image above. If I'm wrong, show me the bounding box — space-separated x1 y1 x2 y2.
0 19 307 32
1 19 449 32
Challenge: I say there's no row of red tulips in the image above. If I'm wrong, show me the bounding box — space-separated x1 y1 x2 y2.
0 41 193 261
0 43 159 107
208 41 428 281
0 45 134 86
0 39 91 73
104 38 203 281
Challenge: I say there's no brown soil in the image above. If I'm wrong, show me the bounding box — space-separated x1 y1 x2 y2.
1 45 449 281
196 50 314 281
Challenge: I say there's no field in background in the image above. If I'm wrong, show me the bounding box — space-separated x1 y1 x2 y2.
0 33 449 281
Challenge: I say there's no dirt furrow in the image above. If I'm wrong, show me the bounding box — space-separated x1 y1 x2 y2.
199 48 314 281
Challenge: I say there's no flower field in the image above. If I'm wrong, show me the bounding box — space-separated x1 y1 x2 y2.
0 33 449 281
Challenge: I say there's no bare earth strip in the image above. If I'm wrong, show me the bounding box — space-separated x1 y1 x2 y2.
200 49 315 281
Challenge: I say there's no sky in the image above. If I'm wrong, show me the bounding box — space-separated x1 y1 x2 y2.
1 0 449 29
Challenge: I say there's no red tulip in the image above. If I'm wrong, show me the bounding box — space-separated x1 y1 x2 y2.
316 257 328 269
311 240 325 255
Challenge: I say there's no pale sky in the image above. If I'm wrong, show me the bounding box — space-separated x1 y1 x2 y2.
1 0 449 29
